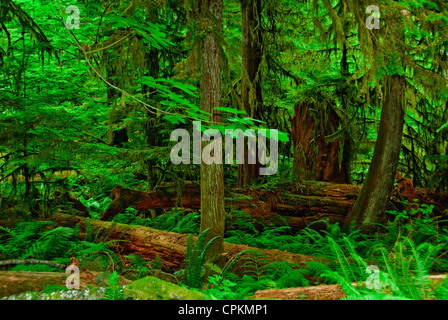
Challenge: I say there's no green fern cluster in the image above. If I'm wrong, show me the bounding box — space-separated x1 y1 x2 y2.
306 235 448 300
81 197 113 219
0 220 117 273
203 250 309 300
0 221 76 261
225 218 370 259
113 209 200 234
183 229 219 289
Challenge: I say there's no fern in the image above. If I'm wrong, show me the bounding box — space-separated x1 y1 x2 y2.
221 249 253 276
184 229 220 289
404 239 438 300
266 261 310 288
239 250 271 282
24 227 74 260
326 237 356 282
0 221 58 259
103 271 125 300
435 278 448 300
326 235 445 300
342 236 369 281
305 260 332 279
323 270 361 296
171 211 200 234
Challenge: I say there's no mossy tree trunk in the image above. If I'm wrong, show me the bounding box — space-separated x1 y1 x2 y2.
346 75 405 230
237 0 263 187
199 0 225 261
143 4 161 190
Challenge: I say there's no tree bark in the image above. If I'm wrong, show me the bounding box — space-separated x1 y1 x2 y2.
346 75 406 230
98 181 448 232
98 183 351 232
290 101 350 183
199 0 225 261
237 0 263 187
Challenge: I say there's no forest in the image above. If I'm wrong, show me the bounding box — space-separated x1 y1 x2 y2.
1 0 448 304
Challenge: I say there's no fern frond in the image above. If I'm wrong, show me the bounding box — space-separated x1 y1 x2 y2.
221 249 253 276
378 247 400 293
342 236 368 281
405 238 434 300
327 236 355 282
322 270 360 296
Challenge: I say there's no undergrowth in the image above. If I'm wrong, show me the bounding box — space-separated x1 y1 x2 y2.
0 220 117 273
1 202 448 300
112 208 200 234
202 206 448 300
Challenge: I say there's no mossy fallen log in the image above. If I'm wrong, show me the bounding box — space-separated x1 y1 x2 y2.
252 274 448 300
0 270 130 298
98 182 353 231
54 214 319 274
97 181 448 232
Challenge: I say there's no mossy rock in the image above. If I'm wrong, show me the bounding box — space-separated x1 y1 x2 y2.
124 276 207 300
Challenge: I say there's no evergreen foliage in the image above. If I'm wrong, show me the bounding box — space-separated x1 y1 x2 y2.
1 0 448 301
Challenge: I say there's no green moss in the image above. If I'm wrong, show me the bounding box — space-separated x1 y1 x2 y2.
225 194 253 201
124 276 208 300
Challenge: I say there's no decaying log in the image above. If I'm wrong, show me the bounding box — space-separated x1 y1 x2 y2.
0 270 130 298
254 282 348 300
100 183 201 221
253 274 448 300
99 182 357 231
54 214 320 274
98 181 448 232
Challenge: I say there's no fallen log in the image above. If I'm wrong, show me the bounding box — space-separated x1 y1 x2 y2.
253 274 448 300
98 182 356 232
0 259 67 270
0 270 130 298
98 181 448 232
254 282 347 300
99 183 276 221
54 214 319 274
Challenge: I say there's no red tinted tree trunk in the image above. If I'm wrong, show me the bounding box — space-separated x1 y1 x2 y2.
290 101 350 183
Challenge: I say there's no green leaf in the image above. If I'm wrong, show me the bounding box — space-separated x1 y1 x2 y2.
436 121 448 134
163 114 186 125
213 107 247 115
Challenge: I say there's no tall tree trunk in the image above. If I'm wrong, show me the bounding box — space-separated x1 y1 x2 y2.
199 0 225 261
345 75 405 230
339 40 352 184
290 36 351 184
238 0 263 187
143 6 161 190
23 121 31 198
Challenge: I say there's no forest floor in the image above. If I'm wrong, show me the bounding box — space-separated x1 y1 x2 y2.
1 181 448 300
